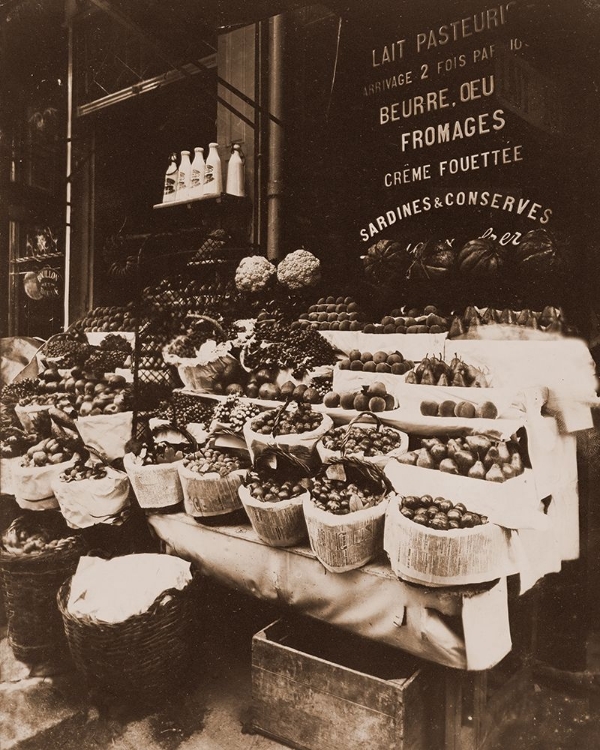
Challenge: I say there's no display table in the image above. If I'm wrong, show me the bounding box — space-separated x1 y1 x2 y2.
150 513 518 671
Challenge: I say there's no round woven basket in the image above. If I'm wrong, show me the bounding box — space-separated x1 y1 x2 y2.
0 538 87 665
239 485 308 547
57 572 198 697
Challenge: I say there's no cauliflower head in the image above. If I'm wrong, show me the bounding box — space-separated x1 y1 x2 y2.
277 249 321 290
235 255 276 293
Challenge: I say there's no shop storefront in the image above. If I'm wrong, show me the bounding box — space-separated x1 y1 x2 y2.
1 1 600 748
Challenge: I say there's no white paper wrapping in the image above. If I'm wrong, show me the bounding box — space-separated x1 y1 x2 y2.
76 411 133 461
243 413 333 465
52 467 131 528
0 456 21 495
179 464 245 517
67 553 192 623
147 513 513 670
239 485 308 547
384 461 547 531
12 457 76 509
123 454 184 509
384 495 519 586
303 494 389 573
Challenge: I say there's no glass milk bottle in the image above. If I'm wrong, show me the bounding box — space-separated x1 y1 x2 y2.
226 144 245 197
177 150 192 201
162 152 178 202
203 142 223 197
190 147 205 198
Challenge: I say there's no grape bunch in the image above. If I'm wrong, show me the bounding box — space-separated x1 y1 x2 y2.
83 348 128 372
42 335 92 367
172 393 215 427
1 379 39 405
213 396 260 432
249 402 323 436
243 321 337 378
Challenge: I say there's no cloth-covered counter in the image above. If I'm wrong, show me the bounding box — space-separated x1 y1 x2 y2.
148 513 516 671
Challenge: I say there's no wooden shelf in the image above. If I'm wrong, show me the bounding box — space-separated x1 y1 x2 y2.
153 193 246 210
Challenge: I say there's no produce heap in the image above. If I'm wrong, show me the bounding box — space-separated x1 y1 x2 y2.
0 235 579 587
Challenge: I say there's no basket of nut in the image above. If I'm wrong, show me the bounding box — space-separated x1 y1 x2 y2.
12 434 82 511
317 411 408 468
123 425 197 513
303 458 393 573
384 494 515 586
239 448 311 547
0 514 87 665
243 401 333 466
51 451 131 529
178 439 250 519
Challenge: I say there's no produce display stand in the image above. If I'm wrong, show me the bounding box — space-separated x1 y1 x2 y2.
147 509 557 672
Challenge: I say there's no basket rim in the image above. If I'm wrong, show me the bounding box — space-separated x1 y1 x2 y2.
57 567 196 628
0 537 86 564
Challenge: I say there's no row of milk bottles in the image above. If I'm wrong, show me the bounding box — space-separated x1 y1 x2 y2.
162 142 245 203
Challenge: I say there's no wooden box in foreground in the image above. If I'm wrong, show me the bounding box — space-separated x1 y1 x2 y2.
252 617 439 750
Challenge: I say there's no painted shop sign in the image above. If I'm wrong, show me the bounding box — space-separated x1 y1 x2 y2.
336 0 587 247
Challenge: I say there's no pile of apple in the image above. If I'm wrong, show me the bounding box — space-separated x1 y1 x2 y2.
363 305 451 335
405 354 488 387
338 349 415 376
20 436 79 467
240 371 322 404
420 399 498 419
400 495 488 530
60 368 131 416
297 296 367 331
322 383 396 412
396 434 525 482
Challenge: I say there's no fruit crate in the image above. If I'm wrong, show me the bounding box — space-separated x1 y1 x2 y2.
251 617 441 750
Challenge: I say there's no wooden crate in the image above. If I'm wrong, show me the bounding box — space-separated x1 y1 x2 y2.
252 617 441 750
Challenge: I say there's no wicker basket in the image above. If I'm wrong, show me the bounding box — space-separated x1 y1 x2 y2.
123 454 184 512
0 537 87 664
239 484 308 547
179 464 246 518
57 571 198 696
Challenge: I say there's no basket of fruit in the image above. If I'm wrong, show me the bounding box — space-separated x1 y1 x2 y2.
123 426 197 512
12 435 82 511
384 494 515 586
72 373 133 461
0 426 40 495
239 449 311 547
178 440 250 519
317 411 408 467
0 514 87 665
243 401 333 466
163 315 240 393
303 458 393 573
51 452 131 529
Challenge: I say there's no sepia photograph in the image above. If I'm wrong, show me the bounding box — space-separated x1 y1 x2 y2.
1 0 599 747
